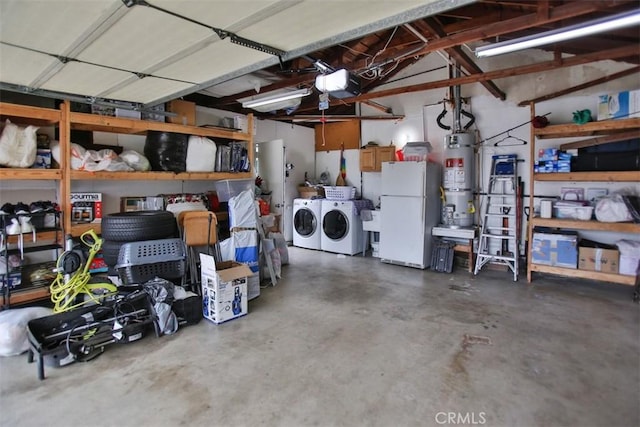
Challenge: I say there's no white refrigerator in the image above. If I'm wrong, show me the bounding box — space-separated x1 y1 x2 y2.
379 161 441 269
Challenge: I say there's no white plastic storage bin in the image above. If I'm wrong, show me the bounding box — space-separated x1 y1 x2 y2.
215 179 254 202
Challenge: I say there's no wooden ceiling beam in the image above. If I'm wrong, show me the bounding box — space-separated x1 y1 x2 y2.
336 45 639 103
441 9 523 34
407 1 633 57
268 115 404 122
416 18 506 100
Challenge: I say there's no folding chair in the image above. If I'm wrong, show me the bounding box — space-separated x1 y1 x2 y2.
178 211 221 294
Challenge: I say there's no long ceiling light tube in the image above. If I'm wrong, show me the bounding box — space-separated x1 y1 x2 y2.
241 88 311 108
476 9 640 58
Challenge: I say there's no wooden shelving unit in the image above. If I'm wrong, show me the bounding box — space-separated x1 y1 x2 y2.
534 118 640 139
533 171 640 182
531 217 640 233
530 263 637 286
70 170 252 181
527 107 640 287
0 101 255 303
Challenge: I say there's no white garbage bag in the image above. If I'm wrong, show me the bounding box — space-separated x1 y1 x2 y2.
186 135 217 172
0 119 38 167
0 307 53 356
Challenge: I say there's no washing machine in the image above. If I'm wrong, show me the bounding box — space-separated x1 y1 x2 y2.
321 200 364 255
293 198 322 250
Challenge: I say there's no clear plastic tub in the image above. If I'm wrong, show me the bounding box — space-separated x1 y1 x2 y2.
215 179 254 202
553 205 594 220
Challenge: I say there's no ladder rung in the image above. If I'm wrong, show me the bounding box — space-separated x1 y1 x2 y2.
476 254 517 262
485 226 515 231
484 213 516 217
487 193 516 197
487 203 515 207
481 233 515 239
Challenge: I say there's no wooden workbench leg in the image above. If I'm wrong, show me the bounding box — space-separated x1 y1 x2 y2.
468 238 474 274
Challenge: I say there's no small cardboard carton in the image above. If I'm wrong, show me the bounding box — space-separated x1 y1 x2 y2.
531 232 578 269
578 246 619 274
200 255 251 324
70 192 102 224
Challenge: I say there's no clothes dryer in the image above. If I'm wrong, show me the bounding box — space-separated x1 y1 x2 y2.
292 198 322 250
321 200 364 255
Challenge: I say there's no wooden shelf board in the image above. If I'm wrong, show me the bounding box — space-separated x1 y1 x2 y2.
5 230 61 244
531 217 640 233
0 102 61 126
7 285 50 305
534 171 640 182
70 170 253 181
0 168 62 180
69 112 252 141
530 263 638 286
534 118 640 139
70 223 102 237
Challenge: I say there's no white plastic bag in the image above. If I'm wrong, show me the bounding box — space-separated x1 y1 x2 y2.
595 194 632 222
229 189 258 228
219 237 235 261
261 239 282 279
54 142 88 170
186 135 217 172
104 156 134 171
269 232 289 265
82 148 121 171
0 119 38 167
0 307 53 356
120 150 151 171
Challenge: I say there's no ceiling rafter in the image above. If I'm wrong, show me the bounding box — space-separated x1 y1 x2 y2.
337 45 640 104
415 18 506 100
183 0 639 119
406 1 635 58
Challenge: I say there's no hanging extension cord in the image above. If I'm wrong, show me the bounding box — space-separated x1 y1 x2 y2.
49 230 117 312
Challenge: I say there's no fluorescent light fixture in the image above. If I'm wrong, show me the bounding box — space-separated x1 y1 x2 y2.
476 9 640 58
241 88 311 109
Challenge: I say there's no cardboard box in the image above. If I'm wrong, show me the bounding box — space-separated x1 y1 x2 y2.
578 247 619 274
166 100 196 126
597 90 640 121
531 232 578 269
70 192 102 224
200 255 251 324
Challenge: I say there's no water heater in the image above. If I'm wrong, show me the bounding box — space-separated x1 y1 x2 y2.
442 132 475 227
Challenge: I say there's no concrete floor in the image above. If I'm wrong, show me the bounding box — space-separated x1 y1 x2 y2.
1 246 639 427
